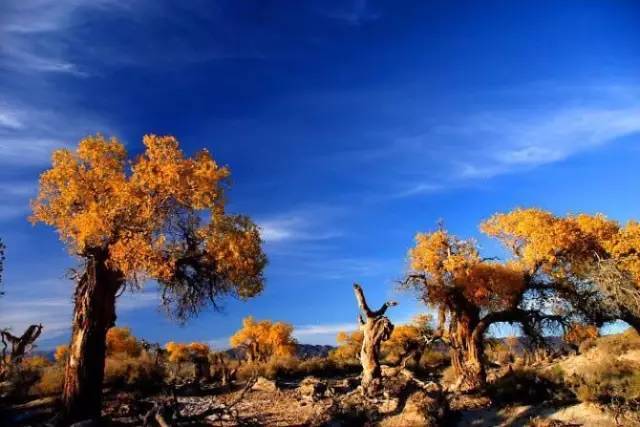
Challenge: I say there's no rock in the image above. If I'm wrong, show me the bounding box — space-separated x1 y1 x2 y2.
379 392 434 427
251 376 277 392
297 376 327 401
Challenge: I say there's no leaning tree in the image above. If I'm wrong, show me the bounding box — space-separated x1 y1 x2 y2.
404 226 563 392
353 283 397 396
31 134 266 423
481 208 640 333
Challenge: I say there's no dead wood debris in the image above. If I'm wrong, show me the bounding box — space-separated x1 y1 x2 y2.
141 375 257 426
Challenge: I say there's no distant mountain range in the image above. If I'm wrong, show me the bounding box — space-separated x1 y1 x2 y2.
296 344 335 359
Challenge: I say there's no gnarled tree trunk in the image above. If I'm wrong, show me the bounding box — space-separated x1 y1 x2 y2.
353 283 397 396
449 310 486 392
62 253 123 423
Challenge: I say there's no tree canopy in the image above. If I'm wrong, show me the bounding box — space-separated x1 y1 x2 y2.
106 327 141 357
165 341 210 364
31 134 267 319
405 221 563 390
482 208 640 330
229 316 297 362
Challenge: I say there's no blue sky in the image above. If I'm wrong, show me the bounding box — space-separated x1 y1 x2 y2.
1 0 639 349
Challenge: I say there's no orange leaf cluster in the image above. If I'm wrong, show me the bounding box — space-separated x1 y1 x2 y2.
563 322 599 347
106 327 141 357
164 341 210 363
481 208 640 284
229 316 297 361
409 229 524 309
30 134 266 316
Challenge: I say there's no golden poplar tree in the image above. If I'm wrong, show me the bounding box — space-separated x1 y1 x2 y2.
229 316 297 362
31 134 266 422
165 341 212 380
405 225 560 391
482 208 640 332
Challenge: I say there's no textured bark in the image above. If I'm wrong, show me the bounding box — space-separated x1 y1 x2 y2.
449 310 486 392
353 283 397 396
62 252 123 423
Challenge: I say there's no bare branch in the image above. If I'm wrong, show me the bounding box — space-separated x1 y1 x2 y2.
353 283 373 318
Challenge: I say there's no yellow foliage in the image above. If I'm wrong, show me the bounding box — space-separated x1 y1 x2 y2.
229 316 297 362
409 228 525 309
481 208 640 285
106 327 140 357
332 330 363 363
21 355 51 370
563 323 599 348
164 341 210 363
30 134 266 317
54 345 69 363
32 365 64 396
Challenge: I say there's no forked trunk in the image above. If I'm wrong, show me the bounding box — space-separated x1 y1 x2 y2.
449 311 486 392
62 253 122 423
360 316 393 393
353 283 396 396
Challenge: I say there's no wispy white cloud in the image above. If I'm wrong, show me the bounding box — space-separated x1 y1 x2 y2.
258 206 344 244
0 106 23 129
317 0 380 26
0 278 158 345
0 181 36 221
392 182 443 199
351 84 640 198
451 106 640 180
294 322 355 338
0 0 123 75
259 216 342 243
0 99 115 169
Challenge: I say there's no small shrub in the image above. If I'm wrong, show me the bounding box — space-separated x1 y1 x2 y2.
3 357 51 400
595 328 640 355
489 368 574 404
236 356 359 381
21 356 51 370
546 364 565 383
31 365 64 396
104 351 164 391
569 358 640 404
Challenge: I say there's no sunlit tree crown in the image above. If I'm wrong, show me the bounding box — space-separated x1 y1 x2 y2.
481 208 640 284
31 134 266 319
409 228 524 310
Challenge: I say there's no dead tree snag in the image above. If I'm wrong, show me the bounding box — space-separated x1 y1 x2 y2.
0 323 43 375
353 283 397 396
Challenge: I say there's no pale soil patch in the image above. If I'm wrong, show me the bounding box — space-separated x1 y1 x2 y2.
455 402 621 427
